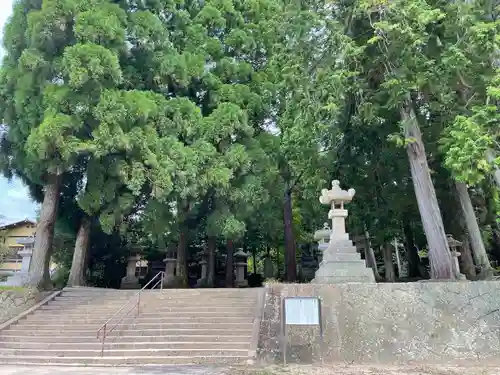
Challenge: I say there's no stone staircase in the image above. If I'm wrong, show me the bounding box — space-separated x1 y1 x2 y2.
0 287 263 366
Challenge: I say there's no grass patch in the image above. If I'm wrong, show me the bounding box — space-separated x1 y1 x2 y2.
0 286 28 292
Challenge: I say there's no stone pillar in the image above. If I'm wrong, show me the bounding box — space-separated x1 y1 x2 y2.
196 260 208 286
234 249 249 287
3 248 33 286
18 249 33 273
451 251 466 280
263 257 274 279
446 234 467 280
121 255 141 289
163 257 177 285
2 236 35 286
200 260 208 280
126 257 137 278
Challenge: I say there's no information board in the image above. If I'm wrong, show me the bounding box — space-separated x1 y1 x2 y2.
284 297 320 325
281 296 323 365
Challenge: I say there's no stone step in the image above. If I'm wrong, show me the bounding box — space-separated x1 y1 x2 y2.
322 246 358 253
142 302 257 309
56 294 141 298
40 301 257 309
317 260 367 269
0 355 249 365
0 334 252 343
30 308 253 319
30 308 255 318
0 341 250 350
0 348 249 357
4 328 253 336
60 290 259 298
330 241 356 247
48 300 134 306
63 286 257 292
39 304 137 310
19 314 254 327
315 264 374 278
321 253 365 262
54 295 257 303
1 288 259 365
23 316 253 324
6 321 253 332
56 294 141 299
312 275 375 283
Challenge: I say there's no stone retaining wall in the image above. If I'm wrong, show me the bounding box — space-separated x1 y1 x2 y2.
260 282 500 364
0 288 47 325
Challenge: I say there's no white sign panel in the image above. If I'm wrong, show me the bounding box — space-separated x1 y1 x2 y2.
284 297 320 325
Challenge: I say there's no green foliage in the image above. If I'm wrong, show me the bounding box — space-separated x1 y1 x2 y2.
441 114 495 184
3 0 500 284
51 266 70 289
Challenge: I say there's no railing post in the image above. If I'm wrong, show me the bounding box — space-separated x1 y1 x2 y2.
137 293 140 316
101 324 106 357
160 272 164 290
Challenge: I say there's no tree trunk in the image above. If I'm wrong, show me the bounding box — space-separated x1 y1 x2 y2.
403 222 420 278
364 230 381 280
207 236 216 287
383 244 396 282
455 181 492 276
393 239 402 277
283 187 297 281
252 247 257 273
276 247 281 279
67 216 91 287
29 172 62 289
225 239 234 287
486 149 500 189
401 100 454 279
176 230 188 287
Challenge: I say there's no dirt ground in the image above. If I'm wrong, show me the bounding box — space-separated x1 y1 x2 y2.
236 364 500 375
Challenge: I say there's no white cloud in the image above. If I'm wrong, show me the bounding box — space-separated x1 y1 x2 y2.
0 178 38 221
7 188 28 199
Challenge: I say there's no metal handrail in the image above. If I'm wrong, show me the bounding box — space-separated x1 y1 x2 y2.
96 270 165 356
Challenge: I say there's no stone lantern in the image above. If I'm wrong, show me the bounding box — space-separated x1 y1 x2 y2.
313 222 331 264
234 249 249 287
121 254 141 289
3 236 34 286
446 234 466 280
162 246 177 286
197 248 208 286
313 180 375 283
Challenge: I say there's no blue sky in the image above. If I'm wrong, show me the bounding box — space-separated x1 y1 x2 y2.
0 0 39 222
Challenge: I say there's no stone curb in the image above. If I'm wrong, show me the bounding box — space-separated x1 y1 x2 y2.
0 290 62 331
249 287 266 358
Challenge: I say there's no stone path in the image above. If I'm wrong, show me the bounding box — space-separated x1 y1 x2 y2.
2 365 500 375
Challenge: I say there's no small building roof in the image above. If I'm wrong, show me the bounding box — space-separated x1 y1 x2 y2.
0 219 37 230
